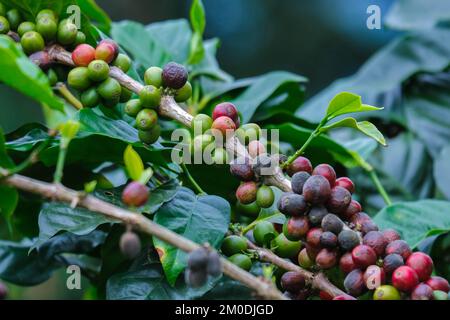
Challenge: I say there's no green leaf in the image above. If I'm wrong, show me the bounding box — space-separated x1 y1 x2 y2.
123 145 144 182
325 92 382 120
374 200 450 248
321 118 386 146
77 0 111 33
188 0 206 64
153 187 230 286
0 36 63 111
434 145 450 200
0 186 18 226
0 126 14 168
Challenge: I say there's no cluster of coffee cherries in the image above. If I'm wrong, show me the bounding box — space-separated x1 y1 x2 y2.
124 62 192 145
186 246 222 287
248 156 449 300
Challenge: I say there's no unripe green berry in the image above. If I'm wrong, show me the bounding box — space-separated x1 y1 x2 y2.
6 9 22 31
256 185 275 208
47 69 58 86
97 77 122 101
138 125 161 144
236 201 260 217
191 134 214 154
0 16 10 34
228 253 252 271
74 31 86 46
36 9 58 22
136 108 158 130
271 233 302 259
81 88 100 108
373 285 401 300
125 99 143 117
192 114 213 135
17 21 35 37
67 67 91 91
221 235 248 257
120 86 133 103
235 123 261 144
175 81 192 102
57 20 78 45
21 31 45 55
36 17 57 41
88 60 110 82
144 66 163 88
139 85 161 108
113 53 131 72
253 221 277 247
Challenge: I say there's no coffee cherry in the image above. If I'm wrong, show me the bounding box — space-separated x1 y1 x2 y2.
352 245 377 269
286 156 312 176
144 66 163 87
252 153 275 177
248 140 266 158
74 31 86 46
271 233 302 258
277 193 308 216
119 231 141 259
382 229 401 243
237 201 260 217
139 85 161 108
319 291 333 300
363 231 387 256
326 186 351 214
21 31 45 54
392 266 419 292
47 69 58 86
175 81 192 102
212 102 239 123
281 272 306 293
344 269 365 296
17 21 35 36
341 200 361 220
230 157 254 181
191 114 212 135
406 252 433 281
120 87 132 103
298 248 314 269
36 16 57 41
122 181 149 207
87 59 110 81
312 164 336 187
0 16 9 34
253 221 277 247
335 177 355 194
236 181 258 204
305 243 320 260
373 285 401 300
291 171 310 195
411 283 433 300
338 230 360 251
364 265 385 289
360 219 379 234
95 39 118 63
162 62 188 89
124 99 142 117
340 252 357 274
186 269 207 288
307 205 327 226
425 276 449 292
256 185 274 208
36 9 58 22
102 96 120 108
315 248 337 269
81 88 100 108
6 9 22 30
212 147 229 165
321 214 344 235
98 77 122 101
306 227 323 248
206 251 222 277
333 294 357 300
136 109 158 131
433 290 448 300
191 134 214 154
302 175 331 205
72 44 95 67
320 231 338 248
212 116 236 136
0 281 7 300
113 53 131 72
385 240 412 260
138 125 161 145
29 51 51 70
188 248 209 271
349 212 371 227
236 124 262 144
383 253 404 275
221 235 248 257
283 216 310 241
67 67 91 91
57 20 78 45
228 253 252 271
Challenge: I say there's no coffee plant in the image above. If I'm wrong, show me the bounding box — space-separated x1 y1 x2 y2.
0 0 449 301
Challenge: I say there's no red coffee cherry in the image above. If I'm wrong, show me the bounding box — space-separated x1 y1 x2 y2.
283 216 310 240
72 44 96 67
340 199 361 220
326 186 351 214
363 231 388 256
212 102 239 124
235 181 258 204
411 283 433 300
315 248 337 269
406 252 433 282
352 245 377 269
306 227 323 248
392 266 419 292
425 276 450 293
211 116 236 136
286 156 312 176
382 229 401 243
385 240 412 260
335 177 355 194
319 291 333 300
312 164 336 187
95 40 119 63
122 181 149 207
340 252 357 274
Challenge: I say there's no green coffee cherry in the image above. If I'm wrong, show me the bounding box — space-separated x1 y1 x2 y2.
67 67 91 91
125 99 143 117
36 9 58 22
139 85 161 108
74 31 86 46
136 108 158 130
102 97 120 108
57 20 78 45
36 17 57 42
236 123 262 144
138 125 161 144
192 114 213 135
253 221 277 247
221 235 248 257
81 88 100 108
212 147 229 165
0 16 10 34
144 66 163 88
21 31 45 55
236 201 260 217
88 60 110 82
228 253 252 271
97 77 121 101
256 185 275 208
271 233 302 259
191 134 214 154
113 53 131 72
17 21 35 37
373 285 401 300
47 69 58 86
175 81 192 102
6 9 22 30
120 87 133 103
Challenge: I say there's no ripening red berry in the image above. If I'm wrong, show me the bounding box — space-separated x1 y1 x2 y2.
382 229 401 243
319 291 333 300
340 199 361 220
340 252 357 274
352 245 377 269
411 283 433 300
315 248 337 269
335 177 355 194
122 181 149 207
212 102 239 125
425 276 450 293
235 181 258 205
392 266 419 292
287 156 313 176
72 44 96 67
95 40 119 63
211 116 236 136
306 227 323 248
312 164 336 187
363 231 388 256
406 252 433 282
385 240 412 260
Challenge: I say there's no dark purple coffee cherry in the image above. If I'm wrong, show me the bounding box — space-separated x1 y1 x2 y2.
186 269 207 288
326 186 351 214
344 269 366 296
315 248 337 269
308 205 328 226
230 157 254 181
286 156 312 176
277 193 308 216
360 219 379 234
382 229 401 243
321 214 344 235
385 240 412 260
291 171 310 194
303 175 331 205
281 272 306 293
340 252 357 274
119 231 141 260
340 199 361 220
312 164 336 187
206 251 222 277
411 283 433 300
338 230 360 252
383 253 404 275
320 231 338 248
363 231 387 256
352 245 377 269
162 62 188 89
188 248 209 271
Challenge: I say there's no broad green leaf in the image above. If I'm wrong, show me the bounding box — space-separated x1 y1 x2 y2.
153 187 230 286
188 0 206 64
325 92 382 120
0 36 63 111
321 118 386 146
123 145 144 182
77 0 111 33
374 200 450 248
434 145 450 200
